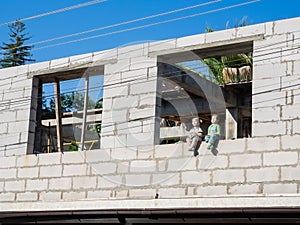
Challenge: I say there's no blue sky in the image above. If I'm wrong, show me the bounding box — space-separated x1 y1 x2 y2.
0 0 299 63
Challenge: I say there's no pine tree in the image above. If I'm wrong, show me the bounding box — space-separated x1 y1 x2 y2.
0 20 35 68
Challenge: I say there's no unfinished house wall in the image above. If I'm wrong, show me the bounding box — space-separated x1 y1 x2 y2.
0 17 299 209
101 43 160 149
0 65 34 156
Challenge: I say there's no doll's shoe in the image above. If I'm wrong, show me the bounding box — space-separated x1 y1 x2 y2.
207 144 213 150
188 147 195 152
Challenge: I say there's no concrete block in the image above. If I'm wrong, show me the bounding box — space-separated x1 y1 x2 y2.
229 153 262 168
4 143 27 156
4 180 25 192
282 47 300 62
50 57 69 69
116 120 142 135
0 193 15 202
18 167 39 178
26 179 48 191
89 162 117 175
252 91 285 108
228 183 261 195
138 93 157 107
0 111 16 123
252 78 281 96
236 23 265 38
38 152 61 165
3 89 24 101
39 165 62 178
28 61 50 73
281 166 300 181
129 56 157 71
0 168 17 179
253 47 282 65
105 58 130 74
125 174 151 187
254 34 288 53
252 121 286 137
102 109 128 124
129 188 156 198
274 17 300 34
49 178 72 190
130 160 156 173
293 120 300 134
205 28 236 44
149 39 176 53
176 33 205 48
246 167 279 182
253 62 287 80
118 43 145 59
247 137 280 152
213 169 244 184
69 53 92 65
0 156 16 168
63 191 86 200
103 83 128 99
168 157 196 171
102 97 112 110
85 149 111 163
16 109 30 122
252 106 281 122
263 151 298 166
73 176 97 189
282 104 300 120
129 107 155 121
117 161 129 173
8 121 29 133
263 183 297 195
16 192 38 201
137 146 155 159
130 79 157 95
281 135 300 150
114 135 128 148
217 139 246 154
158 188 186 198
196 185 227 197
181 171 211 185
104 73 121 86
87 190 111 199
39 191 61 201
16 155 38 167
93 49 117 62
126 133 155 147
63 164 87 176
111 147 137 160
152 173 180 186
112 95 139 110
121 68 148 83
198 154 228 170
98 175 122 188
100 136 114 149
61 151 85 164
154 143 183 158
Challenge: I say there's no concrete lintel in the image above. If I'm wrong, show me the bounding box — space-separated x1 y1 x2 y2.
149 34 264 59
28 59 116 78
0 196 300 212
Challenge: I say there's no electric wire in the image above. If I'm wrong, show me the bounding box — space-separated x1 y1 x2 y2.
0 0 107 27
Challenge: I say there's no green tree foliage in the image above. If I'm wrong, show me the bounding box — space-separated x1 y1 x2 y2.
203 18 252 84
0 20 34 68
42 92 100 119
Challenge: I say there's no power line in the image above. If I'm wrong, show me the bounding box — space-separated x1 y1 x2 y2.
33 0 261 52
0 0 221 54
0 0 107 27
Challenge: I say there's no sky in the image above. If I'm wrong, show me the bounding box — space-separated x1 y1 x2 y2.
0 0 299 63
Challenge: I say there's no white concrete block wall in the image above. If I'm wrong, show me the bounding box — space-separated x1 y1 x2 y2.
0 65 33 156
0 17 299 206
101 43 159 149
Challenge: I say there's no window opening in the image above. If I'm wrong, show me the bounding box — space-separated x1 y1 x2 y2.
33 69 103 154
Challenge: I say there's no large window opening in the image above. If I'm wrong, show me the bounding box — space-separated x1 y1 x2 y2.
158 41 253 144
33 67 104 154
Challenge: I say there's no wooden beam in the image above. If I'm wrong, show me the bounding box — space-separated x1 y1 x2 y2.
80 76 89 150
54 79 63 152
